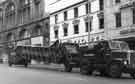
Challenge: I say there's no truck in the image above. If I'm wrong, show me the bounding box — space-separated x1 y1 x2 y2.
80 40 135 78
8 40 82 72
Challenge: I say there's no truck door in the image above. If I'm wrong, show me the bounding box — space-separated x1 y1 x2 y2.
95 42 108 64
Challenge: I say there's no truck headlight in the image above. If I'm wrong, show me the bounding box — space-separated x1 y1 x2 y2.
124 60 128 65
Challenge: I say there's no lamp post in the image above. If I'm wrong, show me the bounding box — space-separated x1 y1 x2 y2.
87 0 93 47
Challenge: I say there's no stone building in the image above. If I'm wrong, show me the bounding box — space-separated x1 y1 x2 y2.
0 0 49 47
104 0 135 49
0 0 49 60
48 0 105 46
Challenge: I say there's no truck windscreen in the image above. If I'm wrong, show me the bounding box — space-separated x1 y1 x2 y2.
109 41 129 50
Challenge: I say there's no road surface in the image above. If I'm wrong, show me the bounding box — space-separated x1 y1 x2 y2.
0 64 135 84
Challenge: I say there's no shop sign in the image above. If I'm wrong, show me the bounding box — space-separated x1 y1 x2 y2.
17 40 30 46
31 36 43 45
120 29 135 35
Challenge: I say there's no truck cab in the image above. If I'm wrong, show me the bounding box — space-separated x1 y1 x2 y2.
80 40 135 78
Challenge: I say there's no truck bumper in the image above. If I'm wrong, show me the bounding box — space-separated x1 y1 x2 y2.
123 65 135 73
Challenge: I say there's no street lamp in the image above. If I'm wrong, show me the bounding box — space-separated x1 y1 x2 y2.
87 0 93 48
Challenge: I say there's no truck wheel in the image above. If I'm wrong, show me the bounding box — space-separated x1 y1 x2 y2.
100 70 108 76
64 63 72 72
109 64 121 78
24 63 28 68
80 65 93 75
130 73 135 79
8 63 12 67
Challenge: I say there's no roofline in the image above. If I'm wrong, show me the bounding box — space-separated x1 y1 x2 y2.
50 0 86 15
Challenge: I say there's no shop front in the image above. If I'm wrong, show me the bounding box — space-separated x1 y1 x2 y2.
108 27 135 50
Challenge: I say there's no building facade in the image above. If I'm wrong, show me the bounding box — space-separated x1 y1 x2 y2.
0 0 49 60
48 0 105 46
104 0 135 49
0 0 49 47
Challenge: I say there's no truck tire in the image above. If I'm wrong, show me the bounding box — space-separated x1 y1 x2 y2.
100 70 108 76
130 73 135 79
64 63 72 72
108 64 121 78
8 63 12 67
80 65 93 75
24 63 28 68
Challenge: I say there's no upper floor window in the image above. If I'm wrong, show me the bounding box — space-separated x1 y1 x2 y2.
55 14 58 24
115 0 120 4
85 21 92 32
74 24 79 34
54 30 58 38
74 7 78 18
5 3 16 25
64 11 67 21
99 18 104 29
0 9 3 25
86 3 91 14
99 0 104 10
24 0 31 5
115 12 121 27
63 27 68 36
133 8 135 24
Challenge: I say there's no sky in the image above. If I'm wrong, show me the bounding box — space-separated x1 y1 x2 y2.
0 0 5 3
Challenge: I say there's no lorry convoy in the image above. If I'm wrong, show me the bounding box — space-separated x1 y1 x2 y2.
8 40 135 78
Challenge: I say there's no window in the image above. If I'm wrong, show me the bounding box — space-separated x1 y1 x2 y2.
74 7 78 18
99 0 104 10
86 3 91 14
133 9 135 24
25 0 31 5
0 10 3 25
35 1 40 17
74 25 79 34
64 11 67 21
5 4 16 25
54 30 58 38
115 12 121 27
55 14 58 24
115 0 120 4
99 18 104 29
85 21 92 32
64 27 68 36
